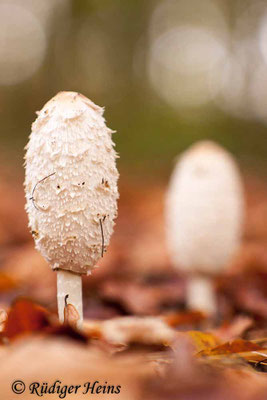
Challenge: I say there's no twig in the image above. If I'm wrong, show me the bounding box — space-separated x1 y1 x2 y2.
99 216 106 257
65 294 69 307
30 172 56 210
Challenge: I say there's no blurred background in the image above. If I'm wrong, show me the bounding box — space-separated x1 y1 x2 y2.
1 0 267 178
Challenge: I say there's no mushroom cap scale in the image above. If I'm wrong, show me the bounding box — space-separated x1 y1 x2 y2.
24 91 119 274
165 141 244 275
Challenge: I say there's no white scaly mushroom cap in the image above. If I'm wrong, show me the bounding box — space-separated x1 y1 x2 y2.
165 141 244 276
24 91 119 275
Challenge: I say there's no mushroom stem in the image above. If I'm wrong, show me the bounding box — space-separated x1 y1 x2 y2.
187 275 216 316
57 270 83 327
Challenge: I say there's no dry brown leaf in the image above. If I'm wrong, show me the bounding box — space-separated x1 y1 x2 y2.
198 338 265 357
3 298 50 340
214 316 253 341
83 320 102 339
101 277 184 315
2 298 89 344
64 295 80 329
46 324 89 343
162 311 206 328
101 316 175 346
0 309 7 332
186 330 221 352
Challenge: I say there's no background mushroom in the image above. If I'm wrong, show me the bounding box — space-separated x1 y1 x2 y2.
165 141 244 315
24 91 119 326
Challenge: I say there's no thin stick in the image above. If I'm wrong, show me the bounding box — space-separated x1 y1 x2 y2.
30 172 56 210
57 270 83 328
99 217 106 257
65 294 69 307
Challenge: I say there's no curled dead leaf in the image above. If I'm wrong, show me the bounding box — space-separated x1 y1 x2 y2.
214 316 253 341
101 316 176 346
64 295 80 329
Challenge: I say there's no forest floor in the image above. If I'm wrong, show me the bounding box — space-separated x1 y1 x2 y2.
0 167 266 399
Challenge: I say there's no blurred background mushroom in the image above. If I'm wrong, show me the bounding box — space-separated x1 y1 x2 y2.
165 141 244 315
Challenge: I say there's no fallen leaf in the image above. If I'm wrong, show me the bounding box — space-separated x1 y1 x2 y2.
186 330 221 352
64 295 80 329
83 320 102 339
101 316 175 346
101 277 184 315
198 338 264 357
214 316 253 341
0 310 7 332
46 324 89 344
162 311 206 328
3 298 50 340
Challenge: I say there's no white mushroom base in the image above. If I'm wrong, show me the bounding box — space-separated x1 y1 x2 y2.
187 275 216 316
57 270 83 327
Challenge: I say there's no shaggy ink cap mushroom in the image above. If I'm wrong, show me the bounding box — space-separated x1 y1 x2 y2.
25 91 119 275
24 91 119 324
165 141 244 314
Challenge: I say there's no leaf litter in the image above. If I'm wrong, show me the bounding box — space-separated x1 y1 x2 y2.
0 172 266 399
